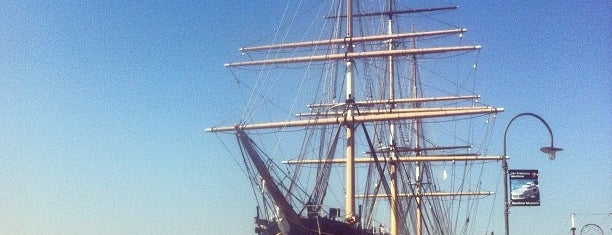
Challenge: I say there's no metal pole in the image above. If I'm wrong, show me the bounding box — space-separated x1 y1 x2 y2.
502 112 562 235
570 213 576 235
502 149 510 235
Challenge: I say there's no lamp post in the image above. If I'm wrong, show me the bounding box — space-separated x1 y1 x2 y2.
502 112 563 235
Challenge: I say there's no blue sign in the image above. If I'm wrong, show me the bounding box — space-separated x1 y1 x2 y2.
509 169 540 206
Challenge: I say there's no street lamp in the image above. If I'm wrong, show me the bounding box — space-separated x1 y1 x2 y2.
502 112 563 235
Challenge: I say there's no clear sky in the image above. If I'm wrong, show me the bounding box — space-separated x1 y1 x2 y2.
1 1 610 235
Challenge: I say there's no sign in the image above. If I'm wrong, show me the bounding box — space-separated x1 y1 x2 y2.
509 169 540 206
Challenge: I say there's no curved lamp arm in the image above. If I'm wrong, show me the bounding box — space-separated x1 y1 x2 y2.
503 112 563 160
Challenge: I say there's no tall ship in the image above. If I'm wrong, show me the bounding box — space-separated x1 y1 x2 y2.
207 1 504 234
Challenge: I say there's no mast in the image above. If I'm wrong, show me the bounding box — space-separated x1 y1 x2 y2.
410 22 424 235
344 0 357 224
386 1 400 234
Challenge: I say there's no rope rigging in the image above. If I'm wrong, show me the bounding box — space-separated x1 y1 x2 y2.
213 2 505 235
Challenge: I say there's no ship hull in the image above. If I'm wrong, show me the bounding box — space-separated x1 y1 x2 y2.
279 217 375 235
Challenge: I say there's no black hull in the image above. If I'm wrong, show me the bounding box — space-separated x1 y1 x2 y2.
256 216 377 235
283 217 375 235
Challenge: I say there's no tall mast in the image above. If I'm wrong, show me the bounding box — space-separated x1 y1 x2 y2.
386 1 401 234
411 23 424 235
344 0 357 223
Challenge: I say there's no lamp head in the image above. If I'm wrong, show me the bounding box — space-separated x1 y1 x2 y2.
540 146 563 160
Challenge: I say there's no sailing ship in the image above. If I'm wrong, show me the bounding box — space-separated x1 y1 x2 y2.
207 1 505 234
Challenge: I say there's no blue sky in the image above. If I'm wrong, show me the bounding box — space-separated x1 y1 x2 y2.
1 1 610 234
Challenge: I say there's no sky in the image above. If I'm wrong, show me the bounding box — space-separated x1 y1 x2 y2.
1 1 610 235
